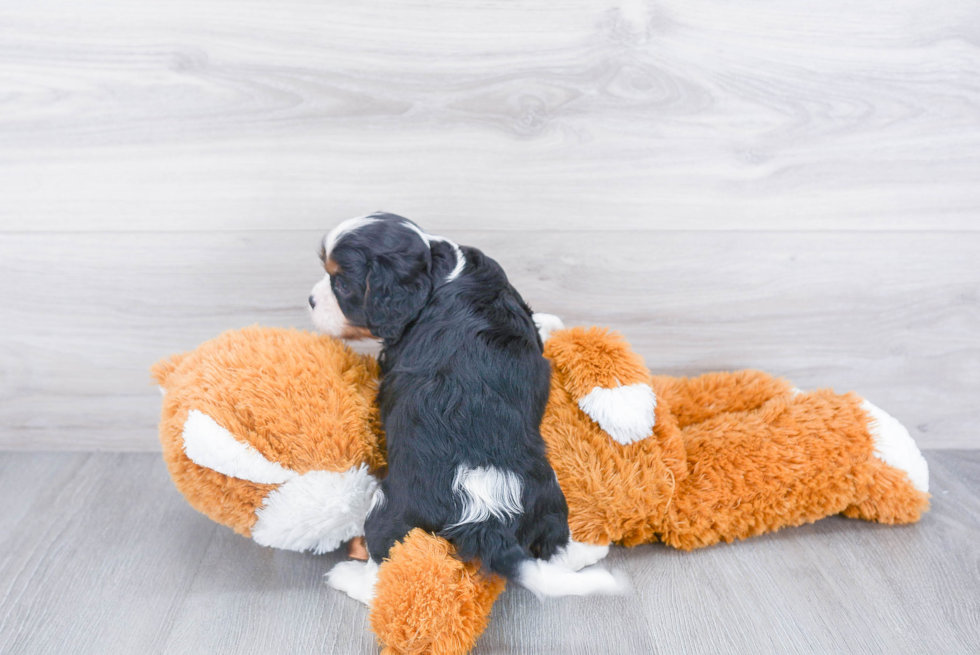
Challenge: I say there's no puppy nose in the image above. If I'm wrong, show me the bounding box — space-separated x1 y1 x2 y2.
309 295 316 309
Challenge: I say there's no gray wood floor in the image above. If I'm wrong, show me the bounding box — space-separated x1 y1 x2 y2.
0 450 977 655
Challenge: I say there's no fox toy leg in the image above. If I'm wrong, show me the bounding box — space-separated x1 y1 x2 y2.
660 390 929 551
656 370 795 429
369 530 505 655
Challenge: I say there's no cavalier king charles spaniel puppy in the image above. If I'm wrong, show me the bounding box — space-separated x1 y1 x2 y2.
310 212 621 603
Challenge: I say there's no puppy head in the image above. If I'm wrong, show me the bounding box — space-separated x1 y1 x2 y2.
310 213 443 342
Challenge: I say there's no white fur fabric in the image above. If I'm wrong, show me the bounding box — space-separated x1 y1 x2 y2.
251 464 379 554
578 383 657 445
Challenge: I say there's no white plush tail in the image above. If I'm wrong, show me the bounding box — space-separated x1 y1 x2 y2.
517 559 625 599
861 399 929 493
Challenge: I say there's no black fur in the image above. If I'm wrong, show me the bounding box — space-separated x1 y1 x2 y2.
326 213 570 579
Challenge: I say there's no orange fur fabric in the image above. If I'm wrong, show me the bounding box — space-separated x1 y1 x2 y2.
373 328 928 654
542 327 929 550
153 325 930 655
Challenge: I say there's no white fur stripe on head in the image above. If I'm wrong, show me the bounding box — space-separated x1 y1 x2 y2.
181 409 298 484
861 400 929 493
324 215 381 258
251 464 380 554
578 383 657 445
451 464 523 526
401 221 466 281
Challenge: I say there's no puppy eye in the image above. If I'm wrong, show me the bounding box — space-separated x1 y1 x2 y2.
333 276 351 296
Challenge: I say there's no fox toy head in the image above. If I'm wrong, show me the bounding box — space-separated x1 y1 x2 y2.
152 327 385 554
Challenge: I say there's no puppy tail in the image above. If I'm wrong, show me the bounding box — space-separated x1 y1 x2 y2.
473 537 625 599
514 557 626 599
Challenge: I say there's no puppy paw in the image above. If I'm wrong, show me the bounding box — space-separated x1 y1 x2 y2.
326 559 379 606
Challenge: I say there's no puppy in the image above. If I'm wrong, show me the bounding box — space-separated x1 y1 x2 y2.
310 212 620 604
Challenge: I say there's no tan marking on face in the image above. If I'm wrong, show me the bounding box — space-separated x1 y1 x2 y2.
326 258 340 275
341 325 374 340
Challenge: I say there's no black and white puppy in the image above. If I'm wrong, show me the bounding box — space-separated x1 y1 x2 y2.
310 212 619 603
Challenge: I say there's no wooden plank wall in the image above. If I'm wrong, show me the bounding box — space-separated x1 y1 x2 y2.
1 0 978 449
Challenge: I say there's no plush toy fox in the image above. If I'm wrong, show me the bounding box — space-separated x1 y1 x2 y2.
153 320 928 655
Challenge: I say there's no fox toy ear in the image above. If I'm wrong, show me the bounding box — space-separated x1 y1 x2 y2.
150 352 189 386
364 254 433 342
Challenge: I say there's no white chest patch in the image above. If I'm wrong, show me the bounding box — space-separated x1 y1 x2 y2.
451 464 524 526
367 485 386 516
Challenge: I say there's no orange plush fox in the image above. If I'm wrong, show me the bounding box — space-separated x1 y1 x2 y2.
153 321 928 655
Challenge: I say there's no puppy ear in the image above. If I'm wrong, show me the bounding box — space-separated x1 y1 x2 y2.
365 254 433 341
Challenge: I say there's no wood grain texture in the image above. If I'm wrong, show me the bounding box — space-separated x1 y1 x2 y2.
1 230 977 450
158 529 377 655
0 451 977 654
0 453 217 655
1 0 979 232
